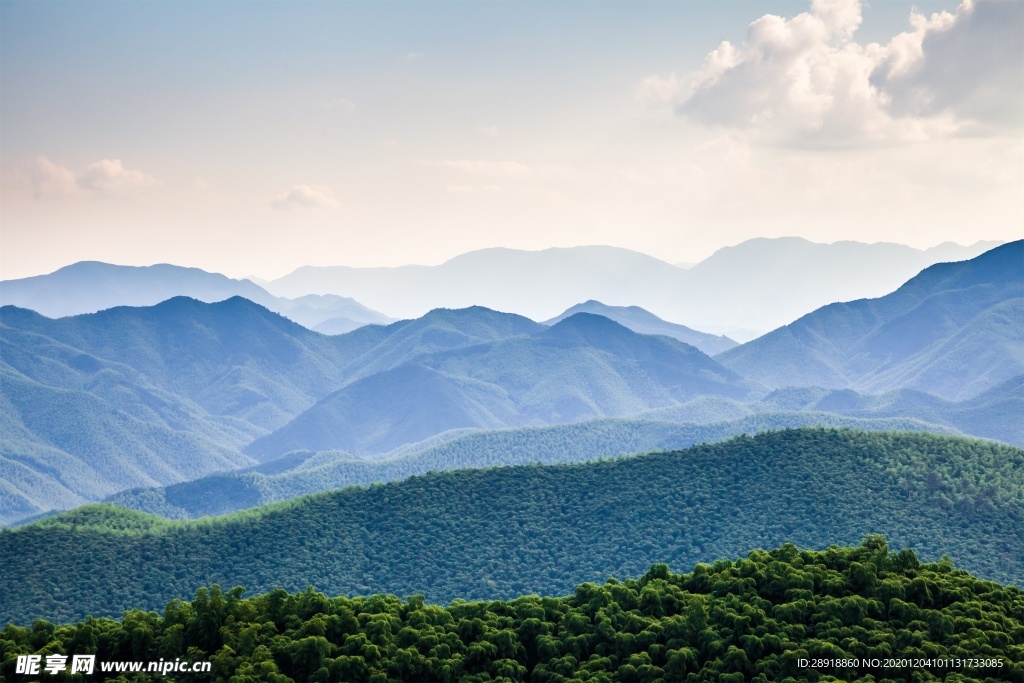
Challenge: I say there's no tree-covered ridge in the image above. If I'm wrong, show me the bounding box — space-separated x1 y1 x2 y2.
2 538 1022 682
2 429 1021 627
108 412 961 520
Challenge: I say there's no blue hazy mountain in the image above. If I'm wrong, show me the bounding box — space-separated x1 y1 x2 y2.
0 261 392 332
0 318 261 526
545 300 737 355
0 302 566 524
262 239 1001 340
0 298 381 431
716 241 1024 400
244 313 760 459
107 374 1022 520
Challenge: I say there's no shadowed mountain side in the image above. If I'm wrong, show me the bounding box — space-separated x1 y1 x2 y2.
112 413 961 519
716 241 1024 399
245 364 517 459
544 300 737 355
246 313 759 459
0 369 254 527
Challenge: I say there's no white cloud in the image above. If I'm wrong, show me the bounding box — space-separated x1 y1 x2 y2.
418 159 577 180
875 1 1024 132
635 73 681 107
24 156 160 198
194 176 211 191
78 159 161 191
25 156 82 199
399 52 425 63
477 125 499 138
271 184 340 210
648 0 1022 146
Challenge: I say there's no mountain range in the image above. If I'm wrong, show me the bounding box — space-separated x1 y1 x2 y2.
1 238 1000 341
261 238 1002 339
0 241 1019 527
0 261 393 332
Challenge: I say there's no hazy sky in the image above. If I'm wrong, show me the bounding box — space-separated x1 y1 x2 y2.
1 0 1021 280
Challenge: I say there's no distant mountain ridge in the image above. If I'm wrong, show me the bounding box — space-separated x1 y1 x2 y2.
545 300 737 355
0 261 393 332
717 240 1024 400
262 238 1002 339
2 238 1001 341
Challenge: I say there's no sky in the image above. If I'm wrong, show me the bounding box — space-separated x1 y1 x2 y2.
1 0 1021 281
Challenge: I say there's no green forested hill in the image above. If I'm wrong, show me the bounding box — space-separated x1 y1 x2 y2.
2 538 1022 682
109 412 959 519
2 429 1021 626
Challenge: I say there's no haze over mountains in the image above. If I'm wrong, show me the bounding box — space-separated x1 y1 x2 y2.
0 237 1000 341
0 240 1019 527
0 261 393 333
261 238 1001 339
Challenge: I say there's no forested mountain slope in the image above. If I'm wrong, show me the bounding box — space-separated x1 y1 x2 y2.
3 429 1020 625
245 314 758 458
3 539 1021 682
716 240 1024 399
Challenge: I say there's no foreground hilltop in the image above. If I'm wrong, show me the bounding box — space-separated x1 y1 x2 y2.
2 429 1021 625
1 538 1021 681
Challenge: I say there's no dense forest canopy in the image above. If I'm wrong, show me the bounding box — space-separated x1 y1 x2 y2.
1 429 1021 628
1 538 1021 682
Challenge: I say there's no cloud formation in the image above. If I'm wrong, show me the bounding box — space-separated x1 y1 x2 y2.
25 156 159 198
78 159 161 191
26 156 82 199
271 184 340 210
647 0 1022 145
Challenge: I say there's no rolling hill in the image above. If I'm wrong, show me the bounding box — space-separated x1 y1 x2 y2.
2 429 1021 626
716 240 1024 400
110 413 961 520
